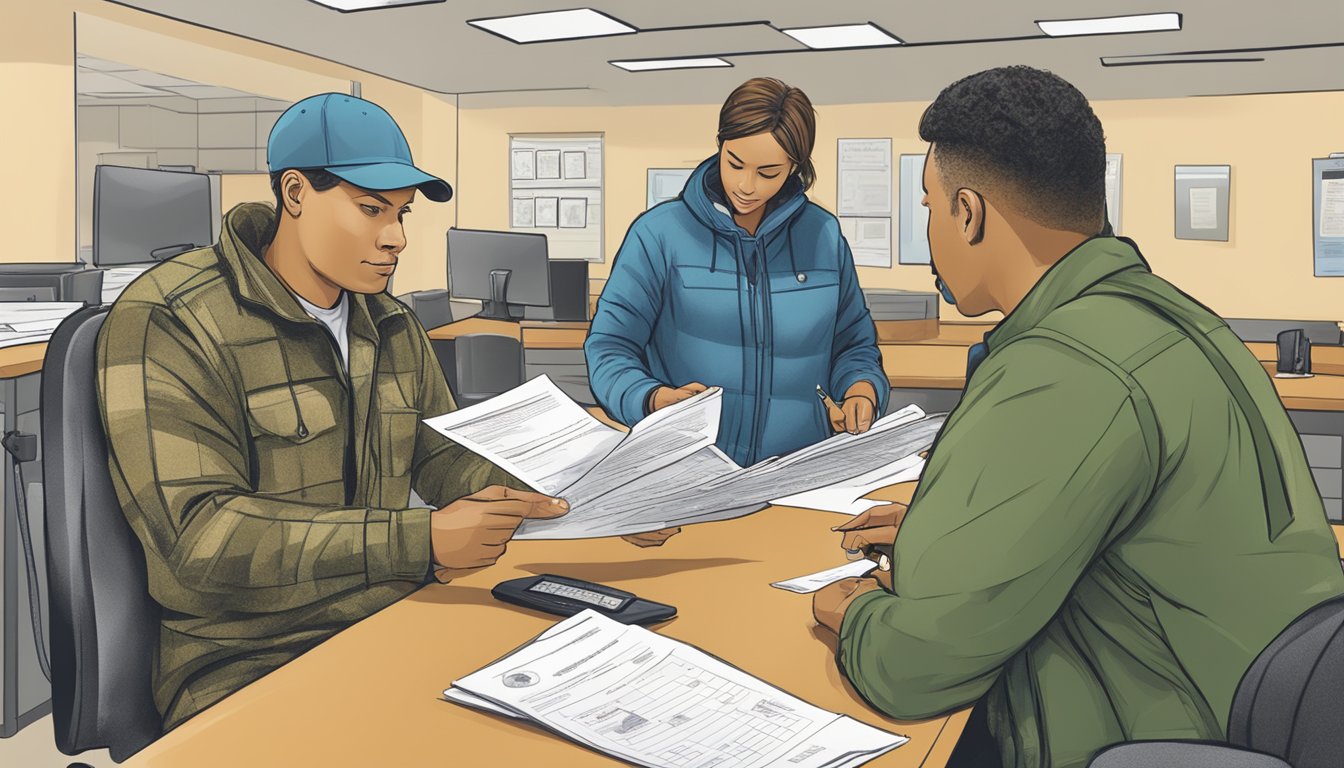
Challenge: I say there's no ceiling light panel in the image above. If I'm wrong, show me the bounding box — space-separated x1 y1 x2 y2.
470 8 636 44
611 57 732 72
308 0 444 12
781 22 903 49
1036 12 1181 37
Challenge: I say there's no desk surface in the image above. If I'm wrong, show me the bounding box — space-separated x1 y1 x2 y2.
125 483 968 768
0 341 46 378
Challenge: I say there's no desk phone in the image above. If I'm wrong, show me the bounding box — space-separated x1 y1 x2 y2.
492 574 677 625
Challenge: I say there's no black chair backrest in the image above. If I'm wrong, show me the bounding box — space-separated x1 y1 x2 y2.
455 333 523 400
1229 591 1344 767
42 305 161 760
396 289 454 331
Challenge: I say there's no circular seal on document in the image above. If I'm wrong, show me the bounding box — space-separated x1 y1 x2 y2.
504 671 540 688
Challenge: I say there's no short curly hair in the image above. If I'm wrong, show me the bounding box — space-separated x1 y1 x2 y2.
919 66 1106 233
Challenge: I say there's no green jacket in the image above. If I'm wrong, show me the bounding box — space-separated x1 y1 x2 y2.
97 202 515 730
839 238 1344 768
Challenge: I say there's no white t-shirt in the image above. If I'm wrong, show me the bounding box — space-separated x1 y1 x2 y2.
296 291 351 371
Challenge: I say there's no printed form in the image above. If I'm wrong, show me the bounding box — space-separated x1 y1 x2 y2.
423 376 946 540
446 610 907 768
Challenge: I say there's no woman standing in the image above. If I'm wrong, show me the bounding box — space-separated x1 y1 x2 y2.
586 77 887 468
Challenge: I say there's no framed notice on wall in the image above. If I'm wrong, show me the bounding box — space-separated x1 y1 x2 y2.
1174 165 1230 242
1313 156 1344 277
509 134 604 261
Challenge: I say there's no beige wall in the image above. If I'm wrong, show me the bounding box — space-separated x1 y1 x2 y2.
457 92 1344 322
6 2 1340 319
3 2 456 293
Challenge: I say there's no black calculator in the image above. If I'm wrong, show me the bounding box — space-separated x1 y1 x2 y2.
491 574 677 625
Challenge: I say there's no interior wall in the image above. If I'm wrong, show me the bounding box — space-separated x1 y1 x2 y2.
3 1 457 293
457 91 1344 322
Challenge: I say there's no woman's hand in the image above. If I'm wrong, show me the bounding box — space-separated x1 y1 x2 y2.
826 381 880 434
651 382 708 412
621 527 682 547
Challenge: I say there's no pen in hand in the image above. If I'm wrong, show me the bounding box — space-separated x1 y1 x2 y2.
816 385 839 412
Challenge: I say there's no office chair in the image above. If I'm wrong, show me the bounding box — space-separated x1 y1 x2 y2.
395 289 455 332
1088 592 1344 768
42 305 162 761
454 333 523 408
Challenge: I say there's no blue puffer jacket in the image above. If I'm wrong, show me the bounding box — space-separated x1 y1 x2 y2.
585 154 888 466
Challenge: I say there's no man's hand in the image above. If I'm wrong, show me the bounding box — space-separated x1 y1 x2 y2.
622 527 682 547
833 502 908 554
431 485 568 582
651 382 708 412
827 381 879 435
813 577 882 634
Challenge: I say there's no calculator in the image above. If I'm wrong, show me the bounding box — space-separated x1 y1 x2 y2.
491 574 677 625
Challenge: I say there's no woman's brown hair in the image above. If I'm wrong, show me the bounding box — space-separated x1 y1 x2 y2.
717 77 817 191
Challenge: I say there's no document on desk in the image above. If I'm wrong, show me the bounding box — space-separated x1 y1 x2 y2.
770 453 926 515
0 302 85 348
424 377 946 539
445 610 907 768
771 560 879 594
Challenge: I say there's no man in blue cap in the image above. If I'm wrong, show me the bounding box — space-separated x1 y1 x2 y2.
96 93 570 731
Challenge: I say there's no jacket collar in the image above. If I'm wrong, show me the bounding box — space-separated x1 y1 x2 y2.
215 202 408 343
987 236 1149 353
682 154 807 240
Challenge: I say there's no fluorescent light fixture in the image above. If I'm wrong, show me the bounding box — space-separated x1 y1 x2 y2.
307 0 444 12
611 57 732 72
781 22 903 49
469 8 636 44
1037 12 1181 37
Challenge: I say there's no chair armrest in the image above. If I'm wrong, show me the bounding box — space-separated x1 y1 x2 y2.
1089 741 1290 768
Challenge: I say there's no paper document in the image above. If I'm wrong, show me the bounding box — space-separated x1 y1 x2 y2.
771 560 879 594
425 377 946 540
1321 177 1344 238
446 610 907 768
1188 187 1219 230
0 302 85 348
771 453 924 515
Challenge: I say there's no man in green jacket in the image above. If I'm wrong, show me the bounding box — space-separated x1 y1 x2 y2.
97 94 581 731
812 66 1344 768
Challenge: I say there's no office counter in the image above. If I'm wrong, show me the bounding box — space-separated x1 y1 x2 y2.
0 342 49 737
124 484 971 768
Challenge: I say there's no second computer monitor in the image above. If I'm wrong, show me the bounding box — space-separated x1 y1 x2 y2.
447 227 551 321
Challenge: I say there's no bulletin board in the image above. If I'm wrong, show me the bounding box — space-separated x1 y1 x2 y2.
1313 156 1344 277
1174 164 1230 242
510 134 604 261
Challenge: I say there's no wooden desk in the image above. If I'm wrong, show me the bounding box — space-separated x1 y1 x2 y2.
124 484 969 768
0 342 46 379
879 323 1344 412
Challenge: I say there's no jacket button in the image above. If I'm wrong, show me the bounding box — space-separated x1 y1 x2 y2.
796 273 807 283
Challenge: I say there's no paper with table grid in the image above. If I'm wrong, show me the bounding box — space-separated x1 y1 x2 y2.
445 610 907 767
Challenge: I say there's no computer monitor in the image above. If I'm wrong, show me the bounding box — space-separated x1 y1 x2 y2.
93 165 213 267
0 264 104 305
447 227 551 321
524 260 589 322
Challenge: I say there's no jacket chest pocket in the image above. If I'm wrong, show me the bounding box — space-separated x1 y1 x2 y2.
672 265 745 344
245 383 341 491
379 407 419 478
767 269 840 354
245 382 339 441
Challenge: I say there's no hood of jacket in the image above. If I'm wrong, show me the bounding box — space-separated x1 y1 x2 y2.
680 154 810 275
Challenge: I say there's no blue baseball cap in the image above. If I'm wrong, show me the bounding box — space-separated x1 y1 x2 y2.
267 93 453 202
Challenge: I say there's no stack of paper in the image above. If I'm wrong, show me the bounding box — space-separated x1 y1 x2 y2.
423 376 946 540
0 302 86 349
100 265 152 305
445 610 907 767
